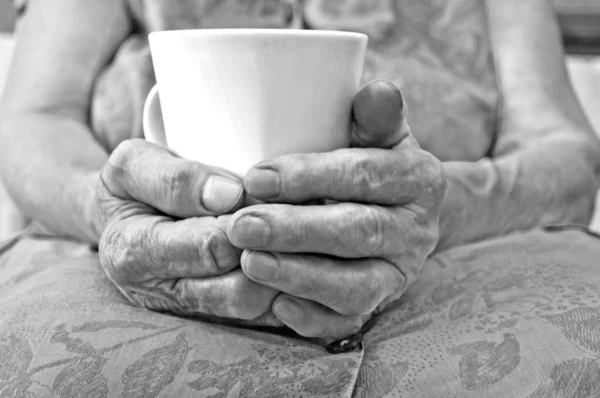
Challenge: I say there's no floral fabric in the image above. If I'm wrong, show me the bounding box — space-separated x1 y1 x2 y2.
4 1 600 397
0 230 363 398
2 227 600 397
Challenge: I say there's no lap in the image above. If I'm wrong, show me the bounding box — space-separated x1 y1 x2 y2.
1 226 599 398
356 225 600 398
0 232 361 398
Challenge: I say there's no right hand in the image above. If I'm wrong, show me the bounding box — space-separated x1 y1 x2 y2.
94 138 282 325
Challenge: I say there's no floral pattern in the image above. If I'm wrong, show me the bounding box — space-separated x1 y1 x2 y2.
352 226 600 397
2 226 600 397
527 358 600 398
448 333 521 390
543 307 600 355
5 0 600 397
0 292 360 398
0 230 363 397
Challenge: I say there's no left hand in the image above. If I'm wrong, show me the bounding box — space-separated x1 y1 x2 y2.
227 80 446 340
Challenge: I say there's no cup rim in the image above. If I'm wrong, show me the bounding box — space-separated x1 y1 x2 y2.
149 28 367 41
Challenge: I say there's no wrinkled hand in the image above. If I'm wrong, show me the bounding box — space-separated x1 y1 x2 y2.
95 139 281 325
228 81 446 340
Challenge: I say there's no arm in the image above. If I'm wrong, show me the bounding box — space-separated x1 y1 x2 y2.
0 0 284 325
437 0 600 251
0 0 131 244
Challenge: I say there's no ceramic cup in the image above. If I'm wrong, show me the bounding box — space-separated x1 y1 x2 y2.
143 29 367 177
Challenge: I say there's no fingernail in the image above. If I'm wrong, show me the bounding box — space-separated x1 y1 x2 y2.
352 80 405 147
202 176 244 213
243 251 280 282
274 298 302 321
244 168 280 199
231 215 271 247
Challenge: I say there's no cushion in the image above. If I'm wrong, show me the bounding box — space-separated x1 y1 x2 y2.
2 226 600 396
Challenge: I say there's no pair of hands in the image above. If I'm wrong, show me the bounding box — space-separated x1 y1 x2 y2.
95 81 445 342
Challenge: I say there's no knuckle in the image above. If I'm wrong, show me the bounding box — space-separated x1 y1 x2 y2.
102 139 145 193
100 220 163 287
186 271 273 320
169 279 201 313
99 164 119 195
347 205 386 256
161 166 194 213
110 139 140 169
413 221 440 254
337 270 382 316
363 271 384 313
197 227 239 275
93 178 122 227
100 220 205 314
99 223 137 285
416 151 446 207
349 152 378 195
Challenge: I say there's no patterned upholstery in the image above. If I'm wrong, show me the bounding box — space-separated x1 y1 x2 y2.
2 226 600 396
2 1 600 396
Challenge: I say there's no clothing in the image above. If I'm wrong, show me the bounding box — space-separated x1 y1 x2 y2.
2 226 600 397
3 1 600 397
91 0 499 162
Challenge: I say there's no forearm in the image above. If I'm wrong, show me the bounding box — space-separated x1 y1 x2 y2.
0 111 107 244
437 135 600 251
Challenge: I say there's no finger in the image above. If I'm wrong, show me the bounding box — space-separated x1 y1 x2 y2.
244 147 441 205
102 138 245 218
124 268 280 321
351 80 410 148
272 294 369 339
229 202 436 258
100 214 241 282
176 269 280 320
241 251 403 315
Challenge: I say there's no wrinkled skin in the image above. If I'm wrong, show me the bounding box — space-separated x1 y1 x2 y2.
97 139 281 324
230 82 446 339
96 80 446 338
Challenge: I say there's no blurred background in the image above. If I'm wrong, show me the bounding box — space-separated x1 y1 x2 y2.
1 0 600 236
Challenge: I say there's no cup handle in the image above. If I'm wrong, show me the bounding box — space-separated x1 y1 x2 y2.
142 84 168 147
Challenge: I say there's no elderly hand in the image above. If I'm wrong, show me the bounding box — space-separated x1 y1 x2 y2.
228 81 446 340
95 139 282 325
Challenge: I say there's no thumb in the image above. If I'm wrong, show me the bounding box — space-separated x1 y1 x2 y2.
351 80 411 149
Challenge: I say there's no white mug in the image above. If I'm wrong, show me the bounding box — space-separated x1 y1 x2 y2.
143 29 367 177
